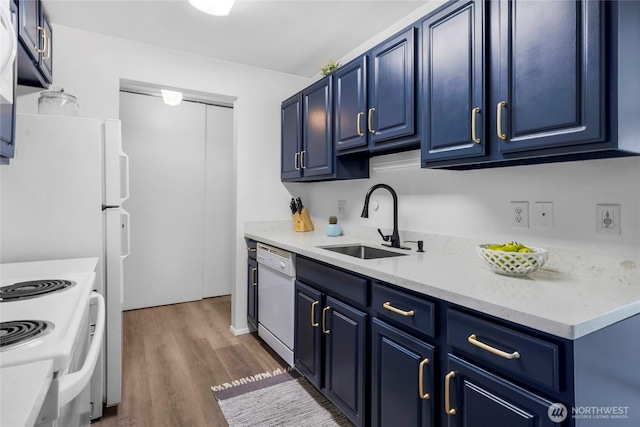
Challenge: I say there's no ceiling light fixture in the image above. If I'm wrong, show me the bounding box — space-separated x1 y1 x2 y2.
161 89 183 106
188 0 236 16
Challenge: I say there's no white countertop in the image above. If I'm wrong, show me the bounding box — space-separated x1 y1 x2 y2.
245 228 640 340
0 360 54 427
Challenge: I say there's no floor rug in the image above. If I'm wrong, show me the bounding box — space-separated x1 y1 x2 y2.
211 369 353 427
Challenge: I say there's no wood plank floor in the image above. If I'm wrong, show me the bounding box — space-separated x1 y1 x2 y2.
93 296 288 427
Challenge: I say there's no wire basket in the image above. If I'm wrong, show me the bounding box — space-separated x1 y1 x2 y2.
477 244 548 276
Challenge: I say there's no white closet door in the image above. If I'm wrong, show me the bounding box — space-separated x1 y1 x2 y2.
120 91 206 310
203 104 234 297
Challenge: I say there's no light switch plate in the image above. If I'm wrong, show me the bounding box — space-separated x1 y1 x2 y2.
596 204 621 235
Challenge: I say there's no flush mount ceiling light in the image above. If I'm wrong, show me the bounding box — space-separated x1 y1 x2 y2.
160 89 183 106
188 0 236 16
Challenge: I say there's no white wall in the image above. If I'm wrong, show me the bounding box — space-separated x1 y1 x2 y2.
16 25 309 332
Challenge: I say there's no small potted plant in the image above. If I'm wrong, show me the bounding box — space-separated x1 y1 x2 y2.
320 60 340 76
325 216 342 237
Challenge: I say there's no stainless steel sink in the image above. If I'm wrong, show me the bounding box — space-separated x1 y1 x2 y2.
319 245 408 260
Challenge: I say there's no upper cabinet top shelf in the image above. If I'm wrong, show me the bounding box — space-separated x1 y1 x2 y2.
281 0 640 181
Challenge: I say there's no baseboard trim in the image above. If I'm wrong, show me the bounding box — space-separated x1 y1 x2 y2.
230 325 250 336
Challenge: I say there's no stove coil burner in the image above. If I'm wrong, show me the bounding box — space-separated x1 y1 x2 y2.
0 279 76 302
0 320 54 351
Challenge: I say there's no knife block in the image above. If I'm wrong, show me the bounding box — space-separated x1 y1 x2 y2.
293 208 314 232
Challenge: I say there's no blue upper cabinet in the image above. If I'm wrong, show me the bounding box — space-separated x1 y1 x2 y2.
369 28 416 149
421 0 485 162
281 77 369 182
281 93 303 181
16 0 53 88
302 77 334 178
491 0 603 154
334 27 418 156
333 56 368 152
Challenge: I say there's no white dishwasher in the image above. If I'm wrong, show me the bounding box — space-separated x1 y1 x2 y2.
256 243 295 366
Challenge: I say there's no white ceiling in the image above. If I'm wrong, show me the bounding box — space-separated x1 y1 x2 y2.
42 0 427 78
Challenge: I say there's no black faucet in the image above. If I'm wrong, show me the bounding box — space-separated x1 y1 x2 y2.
361 184 409 250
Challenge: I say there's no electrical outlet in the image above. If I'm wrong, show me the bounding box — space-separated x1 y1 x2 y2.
534 202 553 228
510 201 529 228
337 200 347 217
596 204 621 235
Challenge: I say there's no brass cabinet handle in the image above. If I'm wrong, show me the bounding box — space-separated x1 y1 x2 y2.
247 247 256 252
294 152 300 171
445 371 456 415
418 358 430 400
322 306 330 334
43 33 51 60
383 301 415 317
367 108 376 134
36 26 46 52
468 334 520 359
300 150 307 169
496 101 507 140
251 267 257 286
356 112 365 137
310 301 319 327
471 107 481 144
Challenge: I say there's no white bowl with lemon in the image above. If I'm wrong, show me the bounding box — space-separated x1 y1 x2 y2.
477 242 548 277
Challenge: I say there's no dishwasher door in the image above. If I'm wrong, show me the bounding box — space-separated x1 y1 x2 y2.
257 244 295 366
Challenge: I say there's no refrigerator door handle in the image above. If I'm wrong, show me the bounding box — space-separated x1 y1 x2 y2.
120 151 130 204
121 208 131 261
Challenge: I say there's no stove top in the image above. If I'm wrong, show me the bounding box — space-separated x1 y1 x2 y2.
0 279 76 302
0 320 54 351
0 269 95 371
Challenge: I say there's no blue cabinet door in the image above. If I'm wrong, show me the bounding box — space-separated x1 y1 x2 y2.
17 0 40 64
334 55 368 152
421 0 485 163
445 354 562 427
302 76 333 178
371 319 434 427
491 0 604 154
369 28 416 146
294 282 323 389
246 257 258 330
324 296 367 427
281 93 302 181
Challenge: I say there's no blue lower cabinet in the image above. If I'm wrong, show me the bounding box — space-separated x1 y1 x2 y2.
444 354 562 427
371 318 434 427
246 257 258 330
324 296 367 427
294 282 323 389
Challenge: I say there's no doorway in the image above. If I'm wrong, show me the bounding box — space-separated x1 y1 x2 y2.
119 90 234 310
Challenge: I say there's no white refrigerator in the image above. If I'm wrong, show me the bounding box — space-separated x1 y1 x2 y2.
0 113 130 420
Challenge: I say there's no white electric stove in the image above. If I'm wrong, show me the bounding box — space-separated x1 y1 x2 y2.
0 258 105 427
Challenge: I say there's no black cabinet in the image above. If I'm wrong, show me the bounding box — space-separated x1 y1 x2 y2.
246 240 258 330
334 27 419 157
371 319 434 427
281 77 368 182
16 0 52 88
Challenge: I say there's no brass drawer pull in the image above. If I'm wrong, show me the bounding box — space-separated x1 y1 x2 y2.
300 150 307 169
247 248 257 252
468 334 520 359
496 101 507 140
310 301 319 327
322 306 330 334
471 107 481 144
356 112 365 137
383 301 415 317
445 371 456 415
418 358 430 400
35 26 46 52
